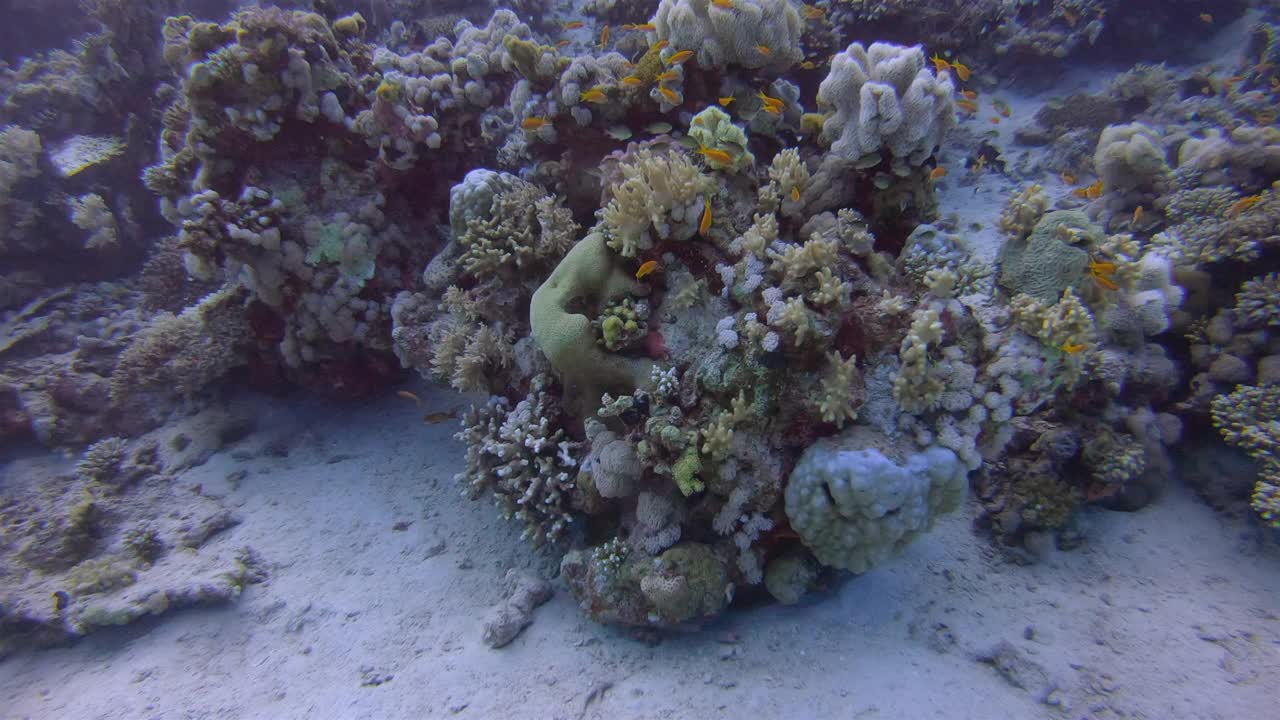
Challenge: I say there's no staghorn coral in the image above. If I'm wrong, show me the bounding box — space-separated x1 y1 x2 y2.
816 352 864 427
1211 385 1280 527
1234 273 1280 329
1153 183 1280 266
76 437 128 484
455 173 577 282
456 374 581 545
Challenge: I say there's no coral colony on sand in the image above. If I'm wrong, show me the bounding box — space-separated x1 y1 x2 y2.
0 0 1278 647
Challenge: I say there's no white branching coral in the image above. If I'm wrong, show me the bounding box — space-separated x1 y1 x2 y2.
701 390 751 461
653 0 803 73
600 148 716 257
817 352 862 427
457 176 576 281
456 375 581 545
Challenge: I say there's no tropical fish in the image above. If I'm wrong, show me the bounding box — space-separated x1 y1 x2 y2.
1200 13 1213 23
636 260 660 279
951 60 972 81
929 54 951 73
657 86 681 104
956 99 979 113
424 408 460 424
757 90 783 108
992 98 1011 117
799 60 818 70
929 166 947 180
1060 171 1077 185
599 25 610 49
1060 342 1087 354
655 70 680 83
756 44 773 57
562 21 584 30
397 390 422 405
718 96 735 106
1228 194 1262 216
801 4 825 20
580 88 608 103
698 145 733 165
623 23 656 32
761 103 782 115
972 155 988 173
555 39 571 48
1132 206 1144 224
790 186 801 201
653 40 669 51
606 125 634 140
699 197 713 235
520 116 549 130
1089 258 1118 291
1072 179 1104 199
989 117 1001 124
960 89 978 100
711 0 734 8
666 50 694 65
621 75 644 86
646 121 673 134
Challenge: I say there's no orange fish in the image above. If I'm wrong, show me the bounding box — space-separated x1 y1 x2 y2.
699 197 712 235
1200 13 1213 23
621 75 644 86
756 44 773 57
1073 179 1104 200
1060 171 1077 185
929 166 947 180
951 61 972 81
698 145 733 165
992 99 1011 117
653 40 669 51
655 70 679 83
636 260 660 279
657 86 681 104
555 39 571 48
630 23 655 32
718 96 735 106
1132 206 1144 224
989 117 1001 124
956 99 978 113
562 21 584 30
521 116 549 130
929 54 950 73
1089 258 1118 291
711 0 734 8
666 49 694 65
580 88 608 104
790 186 801 201
799 60 818 70
599 25 610 49
960 89 978 100
1060 342 1087 354
801 4 825 20
424 408 460 424
761 104 782 115
397 390 422 406
1228 194 1262 216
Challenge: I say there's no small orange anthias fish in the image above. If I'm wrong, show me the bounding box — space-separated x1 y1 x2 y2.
1060 342 1087 354
718 96 735 106
989 117 1001 124
423 408 460 424
699 196 713 235
1132 206 1145 224
951 60 972 81
929 54 951 73
1228 194 1262 216
790 186 801 201
991 98 1011 117
801 4 825 20
1072 179 1104 200
599 24 610 49
397 390 422 406
653 39 670 51
665 49 694 65
657 86 681 104
756 44 773 57
799 60 818 70
960 89 978 100
929 166 947 180
956 99 979 113
1060 171 1077 185
711 0 735 8
621 75 644 86
655 70 680 83
562 20 584 30
635 259 660 279
580 87 608 104
520 116 548 130
698 145 733 165
1089 257 1119 291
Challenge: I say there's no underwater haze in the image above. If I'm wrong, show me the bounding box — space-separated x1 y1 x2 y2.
2 0 1279 717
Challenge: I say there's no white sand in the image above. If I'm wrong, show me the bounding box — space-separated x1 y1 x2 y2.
2 379 1275 719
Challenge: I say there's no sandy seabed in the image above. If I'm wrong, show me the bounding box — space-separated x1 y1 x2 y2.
1 378 1276 720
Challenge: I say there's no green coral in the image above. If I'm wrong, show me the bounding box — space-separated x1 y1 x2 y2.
597 297 645 352
530 232 654 398
687 107 754 173
673 446 704 496
999 210 1100 305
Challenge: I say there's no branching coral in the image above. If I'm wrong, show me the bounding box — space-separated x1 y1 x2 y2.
456 374 581 545
599 147 715 257
653 0 802 73
1211 384 1280 527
